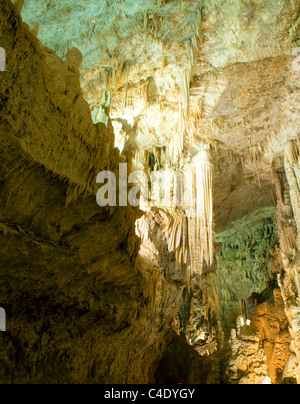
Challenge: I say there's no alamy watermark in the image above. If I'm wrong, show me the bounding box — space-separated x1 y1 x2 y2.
0 47 6 72
0 307 6 332
96 163 204 217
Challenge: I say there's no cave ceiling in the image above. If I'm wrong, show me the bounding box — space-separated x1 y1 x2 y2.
20 0 300 226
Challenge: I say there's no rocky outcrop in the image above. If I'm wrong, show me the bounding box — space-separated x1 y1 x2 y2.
227 326 270 385
227 289 292 384
252 289 292 384
0 0 183 384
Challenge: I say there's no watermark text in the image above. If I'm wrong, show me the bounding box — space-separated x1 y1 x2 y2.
96 163 204 217
0 307 6 332
0 47 6 72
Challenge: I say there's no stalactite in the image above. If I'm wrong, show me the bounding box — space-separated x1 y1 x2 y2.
183 70 190 112
141 81 149 115
133 143 215 282
136 216 149 243
92 84 111 126
284 140 300 249
265 133 280 155
286 140 300 167
124 63 129 109
182 216 188 264
164 147 216 279
246 144 264 190
191 146 215 275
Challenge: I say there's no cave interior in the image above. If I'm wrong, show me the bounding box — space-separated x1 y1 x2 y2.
0 0 300 384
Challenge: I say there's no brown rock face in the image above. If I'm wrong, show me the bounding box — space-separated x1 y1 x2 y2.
0 1 182 383
252 289 291 384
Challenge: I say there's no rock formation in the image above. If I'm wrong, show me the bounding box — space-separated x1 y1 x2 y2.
0 0 299 384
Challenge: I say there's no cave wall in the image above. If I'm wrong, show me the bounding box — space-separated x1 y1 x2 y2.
0 0 183 383
181 207 291 383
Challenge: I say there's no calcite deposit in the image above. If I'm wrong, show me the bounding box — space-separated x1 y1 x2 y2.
0 0 299 384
